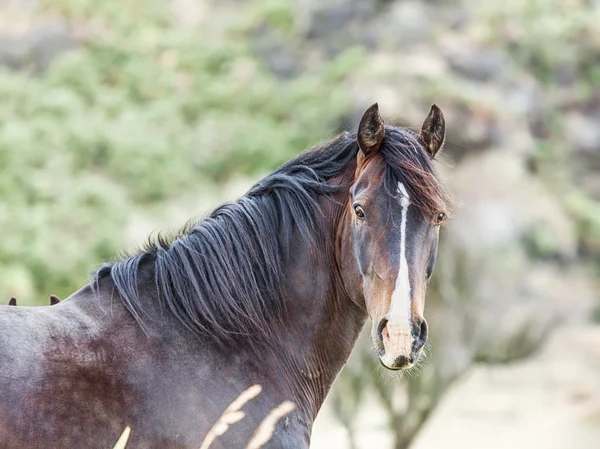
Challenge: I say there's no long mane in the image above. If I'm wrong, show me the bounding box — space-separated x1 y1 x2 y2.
94 126 450 341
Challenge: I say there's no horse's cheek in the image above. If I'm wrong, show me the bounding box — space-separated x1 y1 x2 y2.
352 226 372 276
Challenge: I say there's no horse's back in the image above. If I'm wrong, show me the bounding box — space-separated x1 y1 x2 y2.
0 293 134 448
0 302 65 392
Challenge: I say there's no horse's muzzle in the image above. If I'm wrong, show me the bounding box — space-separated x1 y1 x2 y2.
375 317 428 370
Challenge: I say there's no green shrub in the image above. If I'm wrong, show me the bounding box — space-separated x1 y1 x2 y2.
0 0 362 304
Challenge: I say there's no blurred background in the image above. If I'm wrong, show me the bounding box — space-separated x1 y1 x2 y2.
0 0 599 447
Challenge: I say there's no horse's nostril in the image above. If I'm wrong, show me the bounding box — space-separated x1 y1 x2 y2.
420 319 428 342
374 317 388 357
376 317 388 343
413 319 428 351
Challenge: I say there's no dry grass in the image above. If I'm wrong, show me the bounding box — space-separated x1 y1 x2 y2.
245 401 296 449
112 385 297 449
112 426 131 449
199 384 263 449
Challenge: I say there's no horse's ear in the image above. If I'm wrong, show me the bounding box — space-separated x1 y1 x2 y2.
357 103 385 155
50 295 61 305
419 104 445 158
8 297 16 306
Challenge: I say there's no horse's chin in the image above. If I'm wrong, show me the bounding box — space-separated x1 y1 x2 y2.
377 350 421 371
378 359 414 371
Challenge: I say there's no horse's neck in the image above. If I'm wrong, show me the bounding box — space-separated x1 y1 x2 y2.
273 187 367 418
280 292 366 419
72 166 367 418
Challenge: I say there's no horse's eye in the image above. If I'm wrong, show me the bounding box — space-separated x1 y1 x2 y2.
354 205 365 220
435 212 446 225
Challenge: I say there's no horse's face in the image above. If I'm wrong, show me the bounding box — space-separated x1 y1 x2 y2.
347 104 446 370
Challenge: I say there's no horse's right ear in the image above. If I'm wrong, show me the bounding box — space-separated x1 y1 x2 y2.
357 103 385 156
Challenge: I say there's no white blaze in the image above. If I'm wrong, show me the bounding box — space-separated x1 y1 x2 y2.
386 182 411 333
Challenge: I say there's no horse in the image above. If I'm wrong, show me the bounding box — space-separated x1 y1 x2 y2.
0 103 451 448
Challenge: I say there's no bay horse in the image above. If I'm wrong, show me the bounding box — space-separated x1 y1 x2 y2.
0 104 450 448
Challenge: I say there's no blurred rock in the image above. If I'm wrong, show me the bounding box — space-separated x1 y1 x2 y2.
566 112 600 154
446 151 577 257
366 1 435 49
444 44 509 81
566 112 600 199
0 34 29 70
27 19 74 73
443 104 502 157
254 27 303 79
304 0 376 41
0 17 74 73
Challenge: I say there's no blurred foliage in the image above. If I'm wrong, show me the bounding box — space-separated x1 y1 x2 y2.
0 0 362 303
481 0 600 280
481 0 600 85
566 191 600 270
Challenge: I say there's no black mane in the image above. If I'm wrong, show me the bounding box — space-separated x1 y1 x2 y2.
94 126 449 341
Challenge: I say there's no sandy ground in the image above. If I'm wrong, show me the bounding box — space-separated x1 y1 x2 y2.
410 326 600 449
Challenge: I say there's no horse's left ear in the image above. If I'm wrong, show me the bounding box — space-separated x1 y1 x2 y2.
419 104 445 158
357 103 385 155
